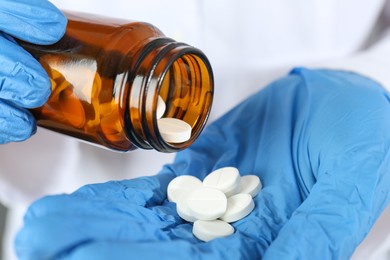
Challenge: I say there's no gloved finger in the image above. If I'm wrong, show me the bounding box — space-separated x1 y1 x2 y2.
61 233 264 260
71 172 175 207
0 101 36 143
16 174 178 258
24 177 178 224
0 34 51 108
16 208 182 260
285 68 390 198
0 0 67 44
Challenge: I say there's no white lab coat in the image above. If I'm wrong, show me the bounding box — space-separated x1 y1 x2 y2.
1 0 390 259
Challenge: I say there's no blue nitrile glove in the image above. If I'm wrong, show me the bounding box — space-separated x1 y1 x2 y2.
0 0 66 143
15 68 390 259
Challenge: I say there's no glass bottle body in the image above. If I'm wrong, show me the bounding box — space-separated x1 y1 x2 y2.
21 11 214 152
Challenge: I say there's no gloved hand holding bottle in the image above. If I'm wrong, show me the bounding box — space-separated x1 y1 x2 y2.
15 68 390 259
0 0 66 143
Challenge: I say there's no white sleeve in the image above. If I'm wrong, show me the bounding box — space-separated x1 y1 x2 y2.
311 28 390 91
310 0 390 91
0 128 81 206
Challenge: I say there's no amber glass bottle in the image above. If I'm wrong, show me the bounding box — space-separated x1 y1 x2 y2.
21 11 214 152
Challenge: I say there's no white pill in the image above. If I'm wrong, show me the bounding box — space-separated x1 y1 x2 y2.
237 175 262 197
157 118 192 143
167 175 203 203
203 167 240 197
176 192 197 222
193 220 234 242
187 187 227 221
219 193 254 223
156 95 166 119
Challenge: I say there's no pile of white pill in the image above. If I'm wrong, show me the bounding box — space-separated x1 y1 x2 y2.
156 95 192 143
167 166 262 242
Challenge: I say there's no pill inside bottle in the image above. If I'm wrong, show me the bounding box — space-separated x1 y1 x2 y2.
21 11 214 152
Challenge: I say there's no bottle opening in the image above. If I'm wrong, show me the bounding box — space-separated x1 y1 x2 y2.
128 41 214 152
156 52 213 148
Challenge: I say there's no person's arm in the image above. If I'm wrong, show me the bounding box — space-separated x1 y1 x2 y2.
15 68 390 260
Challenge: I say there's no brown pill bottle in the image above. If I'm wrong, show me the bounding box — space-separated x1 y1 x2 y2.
21 11 214 152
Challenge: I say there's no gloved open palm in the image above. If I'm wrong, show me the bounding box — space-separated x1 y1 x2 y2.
16 69 390 259
0 0 66 143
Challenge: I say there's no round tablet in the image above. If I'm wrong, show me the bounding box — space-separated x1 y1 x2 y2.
237 175 262 197
187 187 227 221
219 193 255 223
176 192 197 222
157 118 192 143
167 175 203 203
203 167 240 197
156 95 166 119
193 220 234 242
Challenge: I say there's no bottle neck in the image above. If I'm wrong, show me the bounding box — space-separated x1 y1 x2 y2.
126 38 214 152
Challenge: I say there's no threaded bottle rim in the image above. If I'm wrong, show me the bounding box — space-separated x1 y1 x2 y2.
126 38 214 152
